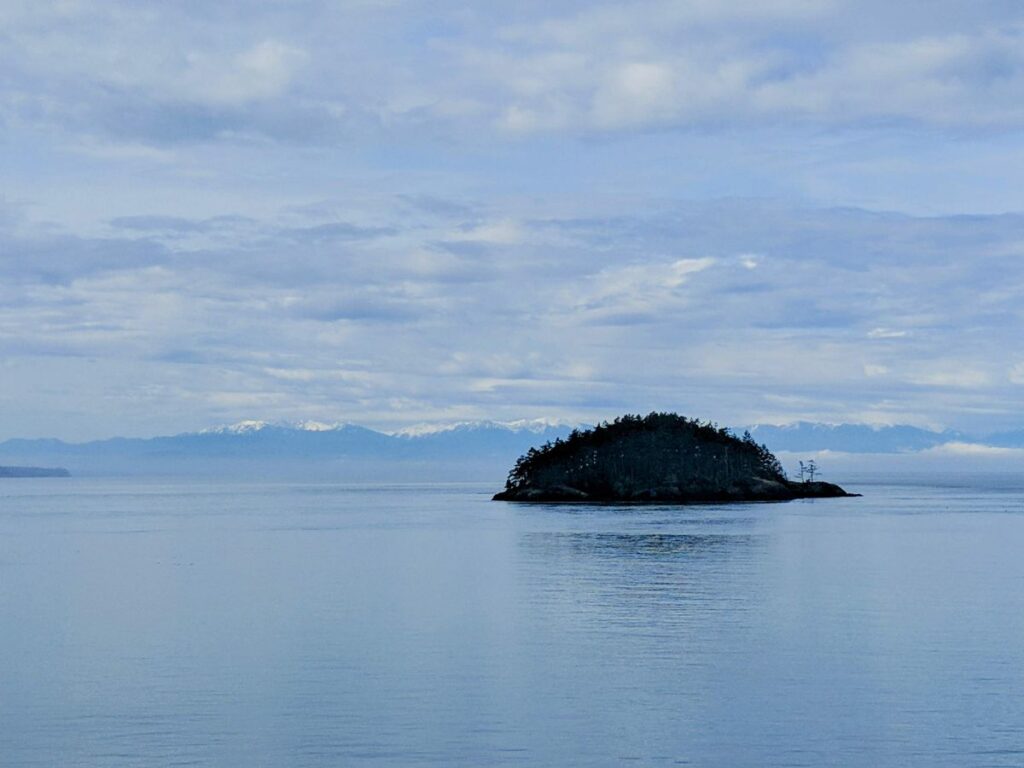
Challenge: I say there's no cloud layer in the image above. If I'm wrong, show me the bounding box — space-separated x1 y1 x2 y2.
3 2 1024 439
3 195 1024 439
4 1 1024 144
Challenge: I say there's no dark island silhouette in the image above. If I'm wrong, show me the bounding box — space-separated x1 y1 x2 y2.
493 413 855 503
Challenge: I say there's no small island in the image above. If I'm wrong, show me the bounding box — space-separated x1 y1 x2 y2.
0 465 71 478
494 413 855 503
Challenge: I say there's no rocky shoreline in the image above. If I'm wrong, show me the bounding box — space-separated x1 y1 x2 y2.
494 478 857 503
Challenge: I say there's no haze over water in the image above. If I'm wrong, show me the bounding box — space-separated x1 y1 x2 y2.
1 476 1022 766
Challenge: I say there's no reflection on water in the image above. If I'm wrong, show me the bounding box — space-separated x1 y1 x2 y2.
523 530 755 557
1 480 1024 767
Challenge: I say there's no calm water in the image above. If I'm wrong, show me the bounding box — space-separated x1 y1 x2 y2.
1 476 1023 766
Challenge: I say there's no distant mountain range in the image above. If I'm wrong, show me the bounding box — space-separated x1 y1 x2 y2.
745 422 966 453
0 419 1019 479
0 419 576 479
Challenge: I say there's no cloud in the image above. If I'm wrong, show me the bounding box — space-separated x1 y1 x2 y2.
288 292 434 324
751 30 1024 128
868 328 908 339
591 61 676 129
909 369 993 388
7 200 1023 437
924 441 1024 458
179 40 308 107
0 231 168 285
277 221 398 243
440 2 1024 136
445 219 524 245
5 0 1024 146
9 3 1024 441
110 215 209 233
5 0 1024 440
572 257 715 320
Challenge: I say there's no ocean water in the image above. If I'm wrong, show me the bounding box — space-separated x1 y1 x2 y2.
1 475 1023 767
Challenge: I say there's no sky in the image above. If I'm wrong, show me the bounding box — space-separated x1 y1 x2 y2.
3 0 1024 440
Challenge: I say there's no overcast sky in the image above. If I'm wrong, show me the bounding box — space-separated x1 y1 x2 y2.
3 0 1024 439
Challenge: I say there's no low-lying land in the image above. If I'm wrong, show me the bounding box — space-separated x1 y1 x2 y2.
0 465 71 478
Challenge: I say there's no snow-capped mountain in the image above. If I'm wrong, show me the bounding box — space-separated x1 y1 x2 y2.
392 418 576 438
200 420 272 434
200 420 353 435
388 419 577 462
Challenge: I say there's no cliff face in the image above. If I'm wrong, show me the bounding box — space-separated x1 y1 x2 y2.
493 413 855 503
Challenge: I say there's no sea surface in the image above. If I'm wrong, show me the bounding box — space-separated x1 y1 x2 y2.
1 474 1023 767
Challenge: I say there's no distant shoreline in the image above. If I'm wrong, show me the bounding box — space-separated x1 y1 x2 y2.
0 466 71 478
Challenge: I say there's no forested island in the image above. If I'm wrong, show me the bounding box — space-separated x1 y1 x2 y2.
494 413 854 503
0 466 71 478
